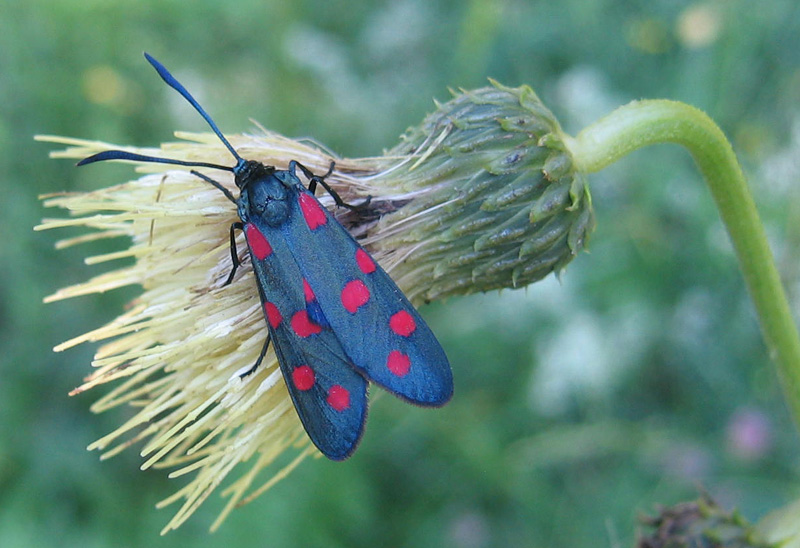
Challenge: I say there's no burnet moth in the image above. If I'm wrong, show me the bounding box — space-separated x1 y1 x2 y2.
77 53 453 460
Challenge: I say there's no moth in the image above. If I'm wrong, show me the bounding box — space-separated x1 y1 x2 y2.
78 53 453 460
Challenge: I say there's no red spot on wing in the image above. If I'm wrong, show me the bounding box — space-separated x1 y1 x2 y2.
303 278 315 303
387 350 411 377
355 248 376 274
292 365 315 391
389 310 416 337
264 301 282 328
298 193 327 230
341 280 370 313
327 385 351 411
291 310 322 338
245 223 272 259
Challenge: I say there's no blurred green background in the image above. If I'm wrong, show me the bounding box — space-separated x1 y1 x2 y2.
3 0 800 546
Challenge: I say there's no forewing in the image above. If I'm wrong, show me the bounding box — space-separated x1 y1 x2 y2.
243 220 368 461
287 187 453 406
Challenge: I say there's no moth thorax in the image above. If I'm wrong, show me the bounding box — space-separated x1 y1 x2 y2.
250 176 291 227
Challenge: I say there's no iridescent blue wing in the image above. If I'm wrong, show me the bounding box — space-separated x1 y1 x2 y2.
243 216 368 461
283 181 453 407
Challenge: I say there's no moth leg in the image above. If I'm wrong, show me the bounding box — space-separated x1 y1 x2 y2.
191 169 237 204
223 222 245 286
238 335 272 378
290 160 372 211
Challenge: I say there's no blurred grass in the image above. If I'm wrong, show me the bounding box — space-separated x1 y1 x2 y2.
3 0 800 546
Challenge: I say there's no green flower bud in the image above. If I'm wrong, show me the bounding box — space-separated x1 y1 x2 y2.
362 81 595 302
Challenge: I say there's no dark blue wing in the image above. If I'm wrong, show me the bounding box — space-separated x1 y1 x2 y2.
283 185 453 407
243 219 368 461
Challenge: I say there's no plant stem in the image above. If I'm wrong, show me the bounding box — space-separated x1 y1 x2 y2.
563 99 800 427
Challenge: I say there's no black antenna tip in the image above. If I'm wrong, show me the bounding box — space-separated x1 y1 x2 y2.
143 52 157 69
143 52 158 67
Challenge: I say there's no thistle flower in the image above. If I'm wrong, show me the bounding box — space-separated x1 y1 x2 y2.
637 494 771 548
36 81 593 532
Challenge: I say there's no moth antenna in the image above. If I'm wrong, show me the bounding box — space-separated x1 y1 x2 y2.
78 54 244 173
144 53 245 168
77 149 234 170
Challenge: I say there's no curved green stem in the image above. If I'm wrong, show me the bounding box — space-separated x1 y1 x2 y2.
564 99 800 428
